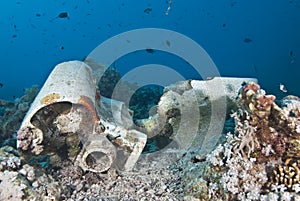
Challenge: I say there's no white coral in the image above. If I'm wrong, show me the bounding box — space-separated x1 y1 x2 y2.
231 111 260 158
0 171 26 201
296 124 300 133
261 144 275 156
207 144 224 166
292 184 300 193
219 146 267 200
233 120 259 158
281 192 292 201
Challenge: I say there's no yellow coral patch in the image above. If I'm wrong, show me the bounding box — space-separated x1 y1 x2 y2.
40 93 60 105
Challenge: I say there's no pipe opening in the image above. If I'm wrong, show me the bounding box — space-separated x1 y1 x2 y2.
85 151 110 170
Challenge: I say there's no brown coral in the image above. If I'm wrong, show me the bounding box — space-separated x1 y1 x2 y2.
235 82 300 192
240 83 275 123
17 127 34 151
268 157 300 191
17 127 44 155
237 82 291 157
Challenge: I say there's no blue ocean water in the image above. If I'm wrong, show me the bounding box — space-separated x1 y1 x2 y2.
0 0 300 100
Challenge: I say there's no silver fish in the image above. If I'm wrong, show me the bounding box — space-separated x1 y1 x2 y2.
279 83 287 93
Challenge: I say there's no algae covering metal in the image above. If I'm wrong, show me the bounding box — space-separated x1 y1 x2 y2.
17 61 147 173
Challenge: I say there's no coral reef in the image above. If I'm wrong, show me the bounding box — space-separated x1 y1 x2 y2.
0 85 39 146
176 82 300 200
2 78 300 200
129 85 163 120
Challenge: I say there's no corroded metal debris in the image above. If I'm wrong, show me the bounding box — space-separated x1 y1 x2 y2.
17 61 147 173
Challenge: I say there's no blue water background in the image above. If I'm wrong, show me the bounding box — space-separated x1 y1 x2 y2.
0 0 300 100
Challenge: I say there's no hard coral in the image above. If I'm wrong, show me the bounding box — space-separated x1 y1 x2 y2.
239 82 275 124
173 82 300 200
236 82 300 191
269 157 300 190
242 81 260 94
0 85 39 145
0 171 26 201
237 82 289 158
17 127 34 151
17 127 44 155
230 115 259 158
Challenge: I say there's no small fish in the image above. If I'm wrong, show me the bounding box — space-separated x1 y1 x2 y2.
36 13 41 17
146 48 155 53
0 83 3 88
50 12 70 22
279 83 287 93
290 50 295 64
165 0 172 15
144 8 152 14
244 38 252 43
58 12 69 18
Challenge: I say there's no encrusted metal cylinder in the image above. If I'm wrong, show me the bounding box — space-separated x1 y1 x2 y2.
77 134 117 173
17 60 147 173
17 61 98 157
